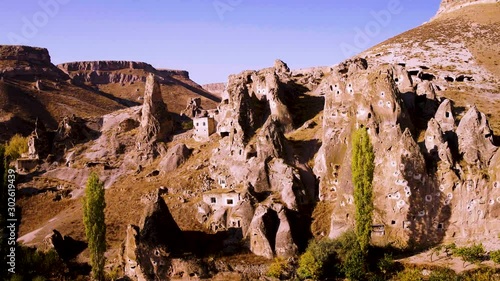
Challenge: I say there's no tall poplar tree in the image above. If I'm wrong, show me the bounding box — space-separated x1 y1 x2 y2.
351 127 375 255
83 172 106 281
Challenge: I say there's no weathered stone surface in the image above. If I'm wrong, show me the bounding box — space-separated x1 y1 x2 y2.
122 190 184 281
58 61 190 85
158 143 192 173
456 106 497 167
434 0 499 19
27 119 50 160
434 99 455 135
136 74 173 158
248 205 277 259
425 118 445 158
274 208 298 258
181 97 203 118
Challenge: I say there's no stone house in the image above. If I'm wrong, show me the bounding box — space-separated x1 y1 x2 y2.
193 116 216 140
202 189 241 211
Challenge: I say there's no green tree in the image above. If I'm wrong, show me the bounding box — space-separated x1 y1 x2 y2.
297 239 338 280
351 127 375 255
4 134 28 160
83 172 106 281
343 244 365 281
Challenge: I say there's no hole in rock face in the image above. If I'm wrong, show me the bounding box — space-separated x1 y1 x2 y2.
438 223 443 230
445 112 450 118
391 220 396 225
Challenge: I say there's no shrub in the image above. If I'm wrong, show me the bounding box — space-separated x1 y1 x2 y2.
4 134 28 160
428 268 458 281
459 268 500 281
377 253 396 275
392 268 423 281
453 244 485 268
14 246 66 280
181 120 193 130
490 250 500 264
343 244 365 281
297 239 338 280
266 258 290 279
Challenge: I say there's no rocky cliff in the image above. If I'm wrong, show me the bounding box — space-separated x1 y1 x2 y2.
202 83 226 97
433 0 499 18
314 57 499 248
58 61 190 85
0 45 68 80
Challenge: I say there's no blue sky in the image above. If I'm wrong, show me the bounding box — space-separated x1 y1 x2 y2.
0 0 441 84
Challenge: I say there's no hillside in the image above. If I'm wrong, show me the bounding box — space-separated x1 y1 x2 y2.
362 2 500 133
58 61 221 114
8 1 500 280
0 46 125 142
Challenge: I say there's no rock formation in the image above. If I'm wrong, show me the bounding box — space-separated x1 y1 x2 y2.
202 83 226 97
58 61 190 85
181 97 203 118
158 143 192 173
0 45 69 80
122 190 183 281
433 0 499 19
456 106 497 168
136 74 173 159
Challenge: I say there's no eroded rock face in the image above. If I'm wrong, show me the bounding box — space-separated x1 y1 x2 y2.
434 0 499 18
27 120 50 160
0 45 69 79
158 143 192 173
247 203 299 259
456 106 497 167
315 57 500 248
0 45 50 64
58 61 190 85
314 59 455 246
122 190 184 281
136 74 173 158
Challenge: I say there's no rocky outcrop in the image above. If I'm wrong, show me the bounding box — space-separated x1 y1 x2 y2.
0 45 50 64
122 190 184 281
456 106 497 168
158 143 192 173
247 203 298 259
27 120 50 160
180 97 203 118
57 61 190 85
434 0 499 19
314 59 454 246
136 74 173 159
0 45 69 79
202 83 226 97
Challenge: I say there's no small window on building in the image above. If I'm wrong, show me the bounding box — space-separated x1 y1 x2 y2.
203 122 206 126
210 197 216 204
196 123 199 126
227 199 234 205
